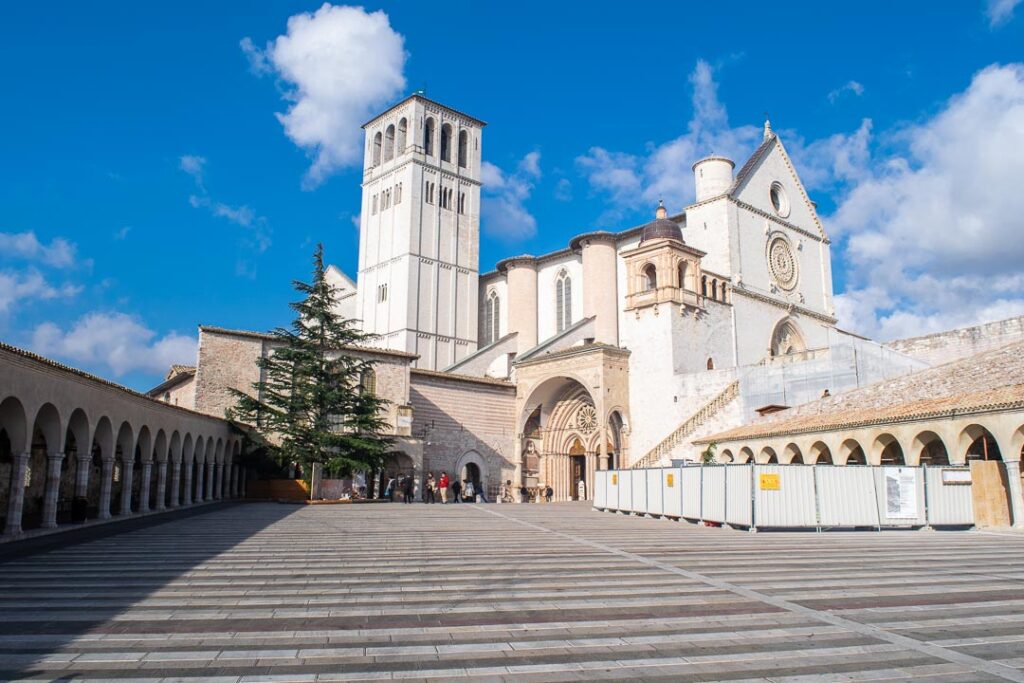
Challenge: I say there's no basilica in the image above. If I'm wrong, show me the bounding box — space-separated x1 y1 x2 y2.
144 93 1022 503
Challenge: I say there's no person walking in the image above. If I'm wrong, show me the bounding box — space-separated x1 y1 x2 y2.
438 471 450 504
464 479 475 503
451 478 463 503
425 472 436 504
545 485 553 503
402 474 414 503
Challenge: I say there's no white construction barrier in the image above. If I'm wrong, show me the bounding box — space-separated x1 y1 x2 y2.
663 468 682 517
754 465 817 528
645 469 663 515
925 466 973 525
681 466 702 520
619 470 633 512
595 463 976 530
594 470 607 508
815 466 879 527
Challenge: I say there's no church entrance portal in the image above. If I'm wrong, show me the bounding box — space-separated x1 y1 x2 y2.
570 455 586 500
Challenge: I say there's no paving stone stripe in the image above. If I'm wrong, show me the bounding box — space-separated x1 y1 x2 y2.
2 501 1024 681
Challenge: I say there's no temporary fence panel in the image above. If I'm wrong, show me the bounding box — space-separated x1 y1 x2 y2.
619 470 634 512
632 469 648 514
815 466 879 527
701 466 727 524
662 468 682 517
646 469 664 515
754 465 818 528
593 470 607 508
725 464 753 527
874 466 927 527
681 466 702 519
607 470 620 509
925 466 974 526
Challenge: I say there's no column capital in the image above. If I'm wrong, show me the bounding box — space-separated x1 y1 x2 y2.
47 451 65 463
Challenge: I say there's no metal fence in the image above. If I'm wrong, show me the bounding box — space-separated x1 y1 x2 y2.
594 464 974 530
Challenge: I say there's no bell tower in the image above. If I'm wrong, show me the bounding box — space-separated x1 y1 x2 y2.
355 94 485 370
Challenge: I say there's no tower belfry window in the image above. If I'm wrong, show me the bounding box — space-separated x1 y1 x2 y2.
424 117 435 156
372 132 382 166
484 290 500 345
440 123 452 162
397 118 407 154
458 130 468 168
384 124 395 161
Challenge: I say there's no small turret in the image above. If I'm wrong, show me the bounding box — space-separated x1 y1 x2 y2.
692 156 735 202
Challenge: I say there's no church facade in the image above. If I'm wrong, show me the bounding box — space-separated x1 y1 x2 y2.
154 94 931 502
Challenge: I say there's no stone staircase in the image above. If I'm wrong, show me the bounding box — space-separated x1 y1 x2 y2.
630 380 740 469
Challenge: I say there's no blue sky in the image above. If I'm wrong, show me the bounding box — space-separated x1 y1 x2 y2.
2 0 1024 390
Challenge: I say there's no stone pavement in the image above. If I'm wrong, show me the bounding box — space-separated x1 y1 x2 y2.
2 502 1024 682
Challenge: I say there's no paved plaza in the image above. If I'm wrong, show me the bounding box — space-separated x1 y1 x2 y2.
2 503 1024 682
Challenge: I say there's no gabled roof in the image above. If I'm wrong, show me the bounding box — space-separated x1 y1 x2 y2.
515 317 596 363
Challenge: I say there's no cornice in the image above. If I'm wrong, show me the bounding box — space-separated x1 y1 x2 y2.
730 287 837 325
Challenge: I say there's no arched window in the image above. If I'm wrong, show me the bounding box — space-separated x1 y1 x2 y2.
440 123 452 162
359 368 377 396
678 261 688 290
555 270 572 332
711 280 718 300
642 264 657 291
706 358 714 370
484 290 500 344
458 192 465 214
701 275 708 297
426 182 434 204
458 130 468 168
397 118 407 154
384 124 395 161
770 318 807 357
372 131 382 166
424 117 435 156
395 183 402 204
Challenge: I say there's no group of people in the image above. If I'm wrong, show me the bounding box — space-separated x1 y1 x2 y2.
381 471 486 503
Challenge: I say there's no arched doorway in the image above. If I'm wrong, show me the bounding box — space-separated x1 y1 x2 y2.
377 451 414 500
456 450 487 501
569 438 586 500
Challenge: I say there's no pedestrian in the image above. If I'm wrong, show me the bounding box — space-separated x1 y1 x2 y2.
464 478 475 502
438 471 450 504
425 472 436 504
577 479 586 500
545 485 553 503
383 475 395 501
519 484 528 503
403 474 414 503
451 478 463 503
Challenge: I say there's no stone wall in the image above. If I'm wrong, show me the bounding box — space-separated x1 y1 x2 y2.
885 316 1024 367
409 369 516 496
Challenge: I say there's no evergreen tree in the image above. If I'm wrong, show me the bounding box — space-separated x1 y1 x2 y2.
229 244 392 477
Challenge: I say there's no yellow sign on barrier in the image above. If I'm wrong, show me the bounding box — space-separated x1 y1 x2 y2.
666 473 674 487
611 474 618 485
759 473 780 491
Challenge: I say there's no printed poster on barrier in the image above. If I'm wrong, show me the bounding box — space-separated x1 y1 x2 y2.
884 467 917 519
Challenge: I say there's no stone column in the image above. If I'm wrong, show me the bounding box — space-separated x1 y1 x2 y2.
169 460 181 507
194 461 205 503
138 461 153 512
205 461 214 500
41 452 65 529
3 452 30 536
98 458 114 519
215 463 224 499
1005 460 1024 529
74 453 91 498
119 460 135 515
182 460 194 505
155 460 167 511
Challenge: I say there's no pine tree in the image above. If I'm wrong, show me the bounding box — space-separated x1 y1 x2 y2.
229 244 392 477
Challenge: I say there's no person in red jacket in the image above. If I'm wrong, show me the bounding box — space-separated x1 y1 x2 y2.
438 471 450 504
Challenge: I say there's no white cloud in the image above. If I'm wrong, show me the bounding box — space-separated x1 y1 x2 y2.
0 270 80 314
830 63 1024 339
481 152 541 241
986 0 1022 27
181 156 272 264
0 231 78 268
827 80 865 103
32 312 197 378
575 60 761 220
554 178 573 202
242 4 407 188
